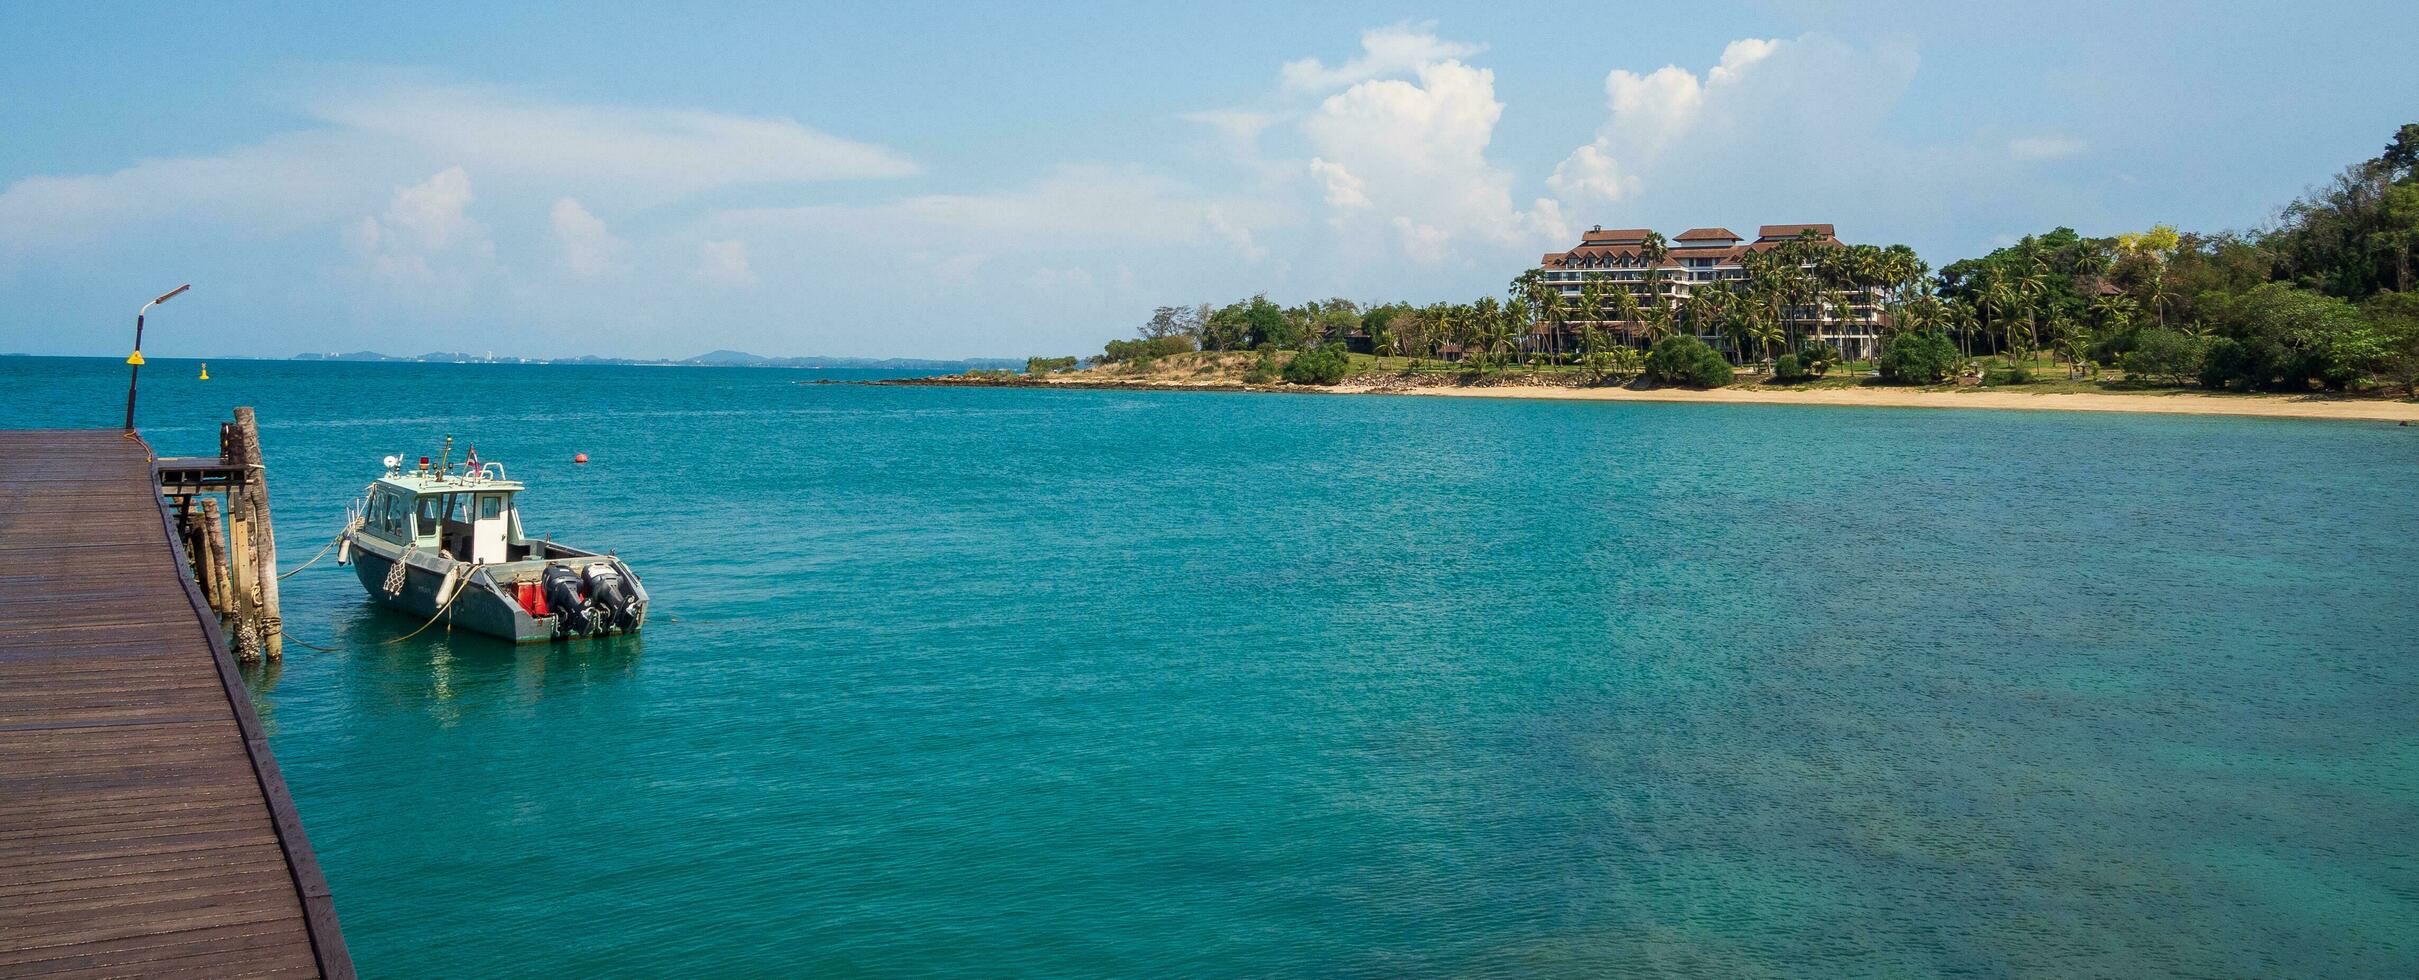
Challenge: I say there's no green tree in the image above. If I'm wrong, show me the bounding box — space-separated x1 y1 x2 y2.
2198 283 2372 390
1282 344 1350 385
2356 292 2419 395
1876 331 1962 384
2119 328 2207 385
1247 294 1299 349
1580 345 1640 382
1644 334 1734 388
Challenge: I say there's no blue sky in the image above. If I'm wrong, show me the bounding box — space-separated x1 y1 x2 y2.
3 1 2413 359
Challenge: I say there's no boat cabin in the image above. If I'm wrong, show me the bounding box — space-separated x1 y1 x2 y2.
357 466 534 565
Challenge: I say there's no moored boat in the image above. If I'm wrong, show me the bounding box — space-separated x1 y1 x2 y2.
339 448 646 643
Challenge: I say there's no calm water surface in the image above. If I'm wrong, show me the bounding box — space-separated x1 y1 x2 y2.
7 356 2417 977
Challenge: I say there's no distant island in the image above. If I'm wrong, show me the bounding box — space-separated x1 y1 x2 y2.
289 348 1024 371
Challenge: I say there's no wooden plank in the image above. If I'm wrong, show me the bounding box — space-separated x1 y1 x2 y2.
0 428 349 978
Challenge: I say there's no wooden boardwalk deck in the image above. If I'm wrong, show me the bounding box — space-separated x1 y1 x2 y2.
0 430 349 979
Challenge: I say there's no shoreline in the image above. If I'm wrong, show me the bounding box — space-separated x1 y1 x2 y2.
885 375 2419 423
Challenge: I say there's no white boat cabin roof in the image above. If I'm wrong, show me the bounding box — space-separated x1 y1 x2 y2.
372 466 524 498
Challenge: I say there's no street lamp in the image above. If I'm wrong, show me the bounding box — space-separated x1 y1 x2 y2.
123 284 191 432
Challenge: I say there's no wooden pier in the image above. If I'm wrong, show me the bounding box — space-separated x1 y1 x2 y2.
0 430 350 978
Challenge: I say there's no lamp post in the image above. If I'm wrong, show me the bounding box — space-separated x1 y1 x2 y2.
123 284 191 432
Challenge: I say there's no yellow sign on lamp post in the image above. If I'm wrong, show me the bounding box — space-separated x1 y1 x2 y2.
123 284 190 432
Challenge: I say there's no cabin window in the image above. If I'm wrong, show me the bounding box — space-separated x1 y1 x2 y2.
374 491 405 539
414 496 443 539
480 496 504 520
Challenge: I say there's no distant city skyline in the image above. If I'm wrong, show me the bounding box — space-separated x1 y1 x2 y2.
2 1 2413 359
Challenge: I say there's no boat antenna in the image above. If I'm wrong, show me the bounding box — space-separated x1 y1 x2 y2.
440 436 454 477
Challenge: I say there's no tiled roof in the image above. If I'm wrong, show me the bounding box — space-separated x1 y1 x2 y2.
1675 227 1742 242
1756 223 1837 240
1579 227 1653 243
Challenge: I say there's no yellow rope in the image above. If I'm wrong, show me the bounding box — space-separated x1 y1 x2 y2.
279 628 341 654
381 564 481 645
278 528 350 581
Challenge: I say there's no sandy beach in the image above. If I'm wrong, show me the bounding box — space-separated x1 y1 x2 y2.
908 373 2419 423
1350 382 2419 423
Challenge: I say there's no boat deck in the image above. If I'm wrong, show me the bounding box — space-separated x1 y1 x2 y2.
0 430 350 978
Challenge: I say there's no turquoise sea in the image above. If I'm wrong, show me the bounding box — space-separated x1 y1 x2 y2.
6 354 2417 978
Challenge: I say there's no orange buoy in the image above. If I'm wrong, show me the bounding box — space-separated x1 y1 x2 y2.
574 452 589 464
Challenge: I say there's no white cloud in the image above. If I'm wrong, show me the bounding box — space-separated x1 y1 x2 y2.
1299 59 1564 262
1540 33 2105 262
549 197 624 277
1280 22 1484 92
0 131 379 254
312 85 918 203
1028 266 1095 290
697 239 755 286
1181 109 1281 154
1551 38 1783 205
2009 135 2087 160
346 167 495 290
1307 158 1370 210
0 83 917 253
1203 205 1269 262
1391 217 1451 263
1546 145 1637 204
549 198 623 278
721 165 1286 257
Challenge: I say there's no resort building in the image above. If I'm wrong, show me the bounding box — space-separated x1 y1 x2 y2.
1535 224 1888 360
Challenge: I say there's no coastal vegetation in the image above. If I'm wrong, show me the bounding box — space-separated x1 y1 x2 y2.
1644 336 1735 388
1047 124 2419 398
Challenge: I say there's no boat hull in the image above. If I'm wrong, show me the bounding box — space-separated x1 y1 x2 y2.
344 533 645 644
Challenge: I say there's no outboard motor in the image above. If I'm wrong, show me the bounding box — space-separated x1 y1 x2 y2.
542 565 592 636
584 563 639 634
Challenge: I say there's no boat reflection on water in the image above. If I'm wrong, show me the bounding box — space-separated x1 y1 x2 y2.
329 604 648 726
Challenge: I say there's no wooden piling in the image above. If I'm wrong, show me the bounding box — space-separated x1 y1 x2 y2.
232 407 283 660
226 480 259 660
200 495 231 615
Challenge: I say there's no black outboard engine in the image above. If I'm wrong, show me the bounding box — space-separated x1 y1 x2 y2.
583 563 639 634
542 565 592 636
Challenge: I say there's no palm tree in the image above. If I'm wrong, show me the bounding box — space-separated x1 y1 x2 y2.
1611 289 1646 349
2012 260 2051 368
1534 287 1568 364
1578 275 1611 357
2145 274 2177 328
1639 231 1670 328
1980 279 2016 363
1471 296 1506 370
1504 295 1534 369
2051 315 2090 379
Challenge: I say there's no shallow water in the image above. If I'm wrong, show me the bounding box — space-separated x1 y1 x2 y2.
7 355 2417 977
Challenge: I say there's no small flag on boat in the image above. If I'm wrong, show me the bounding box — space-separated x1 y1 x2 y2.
465 446 479 473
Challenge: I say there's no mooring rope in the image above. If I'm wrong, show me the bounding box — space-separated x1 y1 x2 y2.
381 563 482 645
278 520 359 581
278 627 341 654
